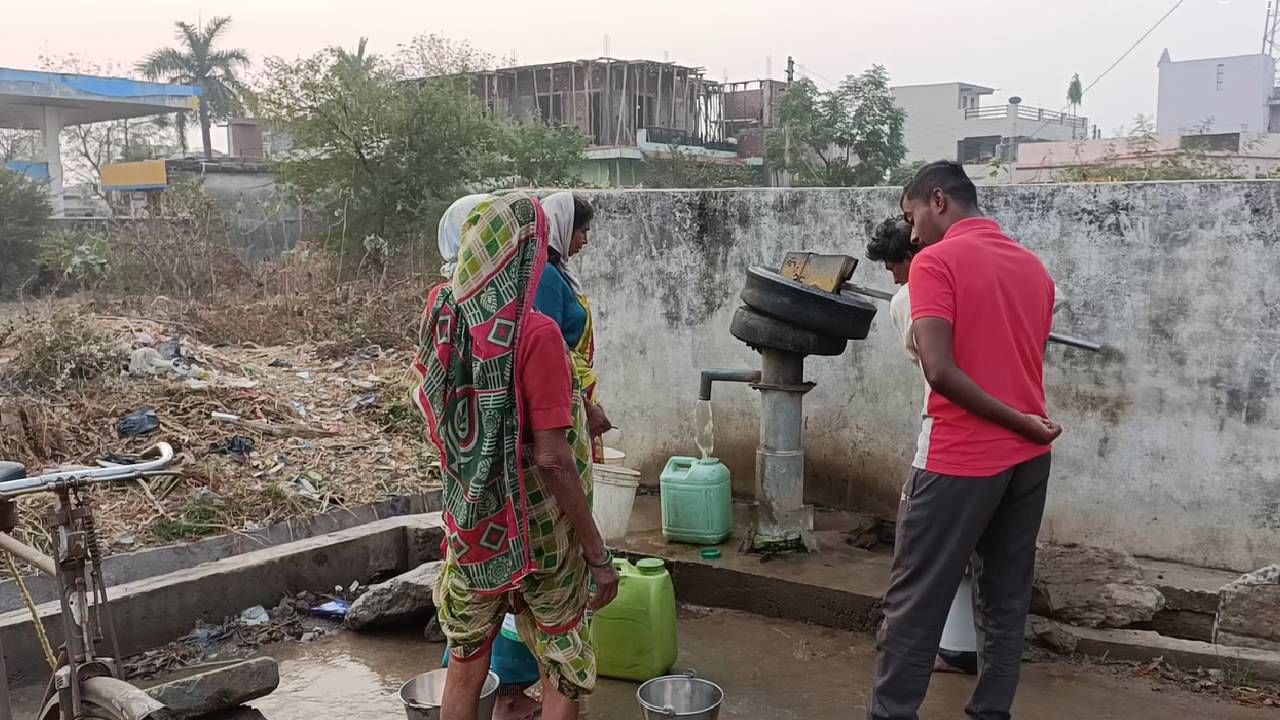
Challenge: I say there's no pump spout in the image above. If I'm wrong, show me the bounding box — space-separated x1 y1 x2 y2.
699 368 762 401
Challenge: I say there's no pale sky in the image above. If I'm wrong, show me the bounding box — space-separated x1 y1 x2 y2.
2 0 1265 140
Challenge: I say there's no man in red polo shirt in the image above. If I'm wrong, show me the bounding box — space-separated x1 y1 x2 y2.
867 161 1061 720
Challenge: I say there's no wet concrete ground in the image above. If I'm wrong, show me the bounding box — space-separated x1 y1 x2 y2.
248 608 1270 720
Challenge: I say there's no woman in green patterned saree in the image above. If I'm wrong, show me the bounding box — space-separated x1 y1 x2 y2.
411 191 619 720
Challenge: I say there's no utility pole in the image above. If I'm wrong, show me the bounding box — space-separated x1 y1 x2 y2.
786 56 794 84
1265 0 1279 56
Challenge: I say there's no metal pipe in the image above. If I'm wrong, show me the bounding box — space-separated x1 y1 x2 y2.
752 349 813 548
698 369 761 401
0 532 56 577
840 283 1101 352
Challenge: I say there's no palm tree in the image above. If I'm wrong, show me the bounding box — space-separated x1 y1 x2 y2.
336 37 378 75
137 16 250 160
1066 73 1084 138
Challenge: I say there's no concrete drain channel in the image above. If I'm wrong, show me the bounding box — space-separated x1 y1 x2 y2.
6 494 1280 715
1 494 442 689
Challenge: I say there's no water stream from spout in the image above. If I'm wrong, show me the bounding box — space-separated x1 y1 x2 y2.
695 399 715 461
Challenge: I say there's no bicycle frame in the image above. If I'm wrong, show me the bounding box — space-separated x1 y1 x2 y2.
0 444 175 720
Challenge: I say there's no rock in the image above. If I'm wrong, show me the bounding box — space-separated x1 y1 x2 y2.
146 658 280 719
346 561 443 630
1214 564 1280 651
1032 543 1165 628
1030 616 1080 655
424 616 447 643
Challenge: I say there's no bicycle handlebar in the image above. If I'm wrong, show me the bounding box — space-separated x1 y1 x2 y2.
0 442 176 498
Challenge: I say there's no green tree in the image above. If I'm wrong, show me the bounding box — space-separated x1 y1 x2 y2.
765 66 906 187
390 33 498 77
0 168 54 295
1067 73 1084 137
643 147 759 188
887 159 927 186
137 16 250 160
498 121 589 187
1055 114 1244 182
336 37 378 75
252 50 495 252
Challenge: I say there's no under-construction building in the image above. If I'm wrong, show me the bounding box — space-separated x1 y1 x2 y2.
462 58 780 186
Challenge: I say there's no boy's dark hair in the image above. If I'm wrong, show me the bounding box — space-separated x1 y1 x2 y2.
901 160 979 210
572 193 594 231
865 217 916 264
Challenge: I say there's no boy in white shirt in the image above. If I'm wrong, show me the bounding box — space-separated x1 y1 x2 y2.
867 217 978 675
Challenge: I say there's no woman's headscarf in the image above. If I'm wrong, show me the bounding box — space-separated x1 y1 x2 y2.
539 192 583 294
412 191 548 593
437 194 491 277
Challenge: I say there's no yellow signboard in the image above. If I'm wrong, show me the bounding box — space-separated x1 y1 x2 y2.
101 160 167 191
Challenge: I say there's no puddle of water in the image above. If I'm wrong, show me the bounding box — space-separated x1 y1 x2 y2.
245 609 1272 720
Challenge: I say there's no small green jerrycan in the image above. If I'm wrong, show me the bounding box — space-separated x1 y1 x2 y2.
591 558 677 681
660 456 733 545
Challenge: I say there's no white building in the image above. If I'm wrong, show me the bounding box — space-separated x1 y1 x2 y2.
892 82 1087 164
1156 50 1278 135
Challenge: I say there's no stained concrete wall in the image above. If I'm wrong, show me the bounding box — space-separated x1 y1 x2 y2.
578 182 1280 572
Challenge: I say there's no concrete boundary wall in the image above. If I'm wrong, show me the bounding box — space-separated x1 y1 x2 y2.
579 181 1280 572
0 493 440 613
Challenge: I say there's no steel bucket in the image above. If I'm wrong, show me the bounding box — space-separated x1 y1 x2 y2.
636 674 724 720
400 669 500 720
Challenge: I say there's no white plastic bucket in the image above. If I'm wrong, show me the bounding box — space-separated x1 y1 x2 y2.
940 575 977 652
602 446 626 465
592 463 640 542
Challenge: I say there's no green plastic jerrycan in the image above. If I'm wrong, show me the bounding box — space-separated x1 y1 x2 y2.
591 557 677 681
660 456 733 545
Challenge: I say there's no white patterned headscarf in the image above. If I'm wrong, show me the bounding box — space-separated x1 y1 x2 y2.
437 194 491 277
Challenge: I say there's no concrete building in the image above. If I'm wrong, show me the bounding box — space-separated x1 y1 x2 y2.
0 67 198 216
893 82 1088 164
965 131 1280 185
457 58 751 186
1156 50 1279 135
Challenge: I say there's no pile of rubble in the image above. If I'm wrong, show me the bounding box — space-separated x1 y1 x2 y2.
0 309 437 555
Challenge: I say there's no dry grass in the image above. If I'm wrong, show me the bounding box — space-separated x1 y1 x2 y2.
0 307 437 559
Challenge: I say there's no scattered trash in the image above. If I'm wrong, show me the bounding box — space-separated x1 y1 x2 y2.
1 312 432 559
296 371 313 382
310 599 351 620
211 411 335 439
343 393 379 411
356 345 383 361
286 473 323 500
157 338 183 361
187 621 228 647
291 401 308 418
239 605 270 627
210 436 256 457
116 408 159 438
